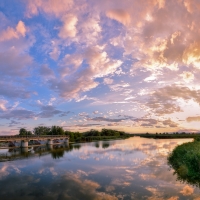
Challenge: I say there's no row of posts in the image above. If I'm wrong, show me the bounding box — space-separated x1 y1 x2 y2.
20 138 69 148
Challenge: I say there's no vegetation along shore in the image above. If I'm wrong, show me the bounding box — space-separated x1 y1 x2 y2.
168 137 200 187
18 126 132 143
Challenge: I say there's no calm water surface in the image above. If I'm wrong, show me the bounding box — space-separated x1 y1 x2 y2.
0 137 199 200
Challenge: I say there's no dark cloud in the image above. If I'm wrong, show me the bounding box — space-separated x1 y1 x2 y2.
90 117 127 122
0 81 31 99
133 118 157 125
0 109 35 120
39 64 54 78
8 120 21 127
75 123 102 127
37 105 68 118
133 118 178 128
0 48 32 78
162 119 178 128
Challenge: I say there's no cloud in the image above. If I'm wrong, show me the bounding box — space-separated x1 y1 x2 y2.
8 120 21 127
90 116 131 123
162 119 178 127
0 48 32 77
0 81 31 99
0 109 35 120
50 76 98 100
37 105 63 118
0 104 67 120
180 71 194 83
0 99 7 111
16 21 26 37
59 53 83 78
146 85 200 114
180 185 194 196
59 14 78 38
186 116 200 122
49 41 61 61
39 64 54 78
0 21 26 42
132 118 178 128
106 9 131 26
1 0 200 132
109 83 130 92
134 118 157 124
25 0 73 17
104 78 113 85
50 46 122 99
84 46 122 78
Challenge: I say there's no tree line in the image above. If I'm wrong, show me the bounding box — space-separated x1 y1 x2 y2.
19 126 130 142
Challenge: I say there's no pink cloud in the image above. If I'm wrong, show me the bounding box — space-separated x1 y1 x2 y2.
106 9 131 26
25 0 73 17
59 14 78 38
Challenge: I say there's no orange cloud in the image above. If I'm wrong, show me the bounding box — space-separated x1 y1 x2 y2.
180 185 194 196
16 21 26 37
186 116 200 122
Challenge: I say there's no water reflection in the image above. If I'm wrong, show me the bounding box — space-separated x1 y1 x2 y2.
102 141 110 149
0 137 200 199
0 144 72 161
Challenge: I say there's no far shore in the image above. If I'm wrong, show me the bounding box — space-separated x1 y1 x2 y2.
134 133 199 139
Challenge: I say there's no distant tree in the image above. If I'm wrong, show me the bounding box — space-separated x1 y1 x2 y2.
65 131 74 141
27 131 32 135
33 126 50 135
84 129 101 136
19 128 32 136
50 126 64 135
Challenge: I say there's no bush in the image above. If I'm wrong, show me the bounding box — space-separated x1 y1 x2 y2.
168 141 200 187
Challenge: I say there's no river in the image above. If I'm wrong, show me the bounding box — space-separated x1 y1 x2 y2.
0 137 199 199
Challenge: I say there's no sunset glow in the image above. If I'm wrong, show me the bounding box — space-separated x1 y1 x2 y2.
0 0 200 134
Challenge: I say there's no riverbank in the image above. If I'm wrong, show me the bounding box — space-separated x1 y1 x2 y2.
168 139 200 187
136 133 200 139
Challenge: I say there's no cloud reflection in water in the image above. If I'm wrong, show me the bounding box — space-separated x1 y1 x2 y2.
0 137 200 199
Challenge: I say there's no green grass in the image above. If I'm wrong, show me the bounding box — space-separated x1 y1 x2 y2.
168 140 200 187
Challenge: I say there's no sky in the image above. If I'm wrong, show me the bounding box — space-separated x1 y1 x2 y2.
0 0 200 135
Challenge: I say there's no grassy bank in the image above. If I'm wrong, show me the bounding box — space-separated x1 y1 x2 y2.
168 138 200 187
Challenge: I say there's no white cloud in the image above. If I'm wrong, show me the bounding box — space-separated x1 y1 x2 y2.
104 78 114 85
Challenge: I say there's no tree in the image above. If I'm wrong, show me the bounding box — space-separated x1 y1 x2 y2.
19 128 32 136
34 126 51 135
50 126 64 135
